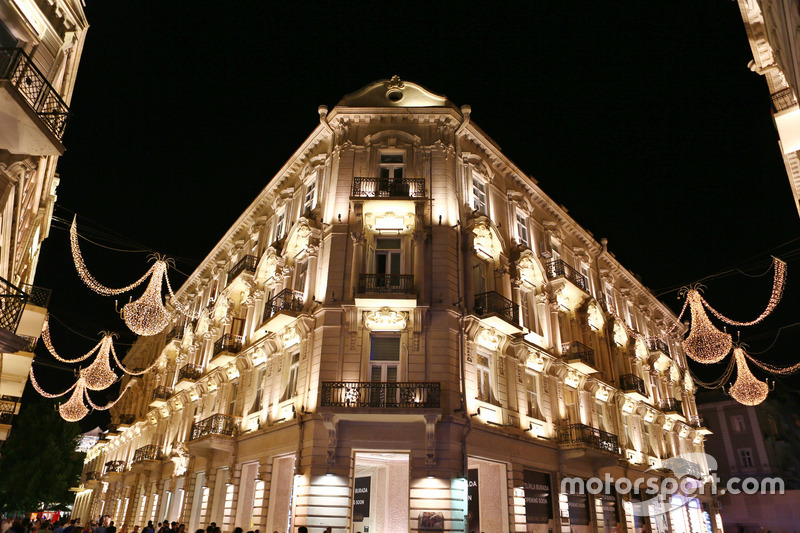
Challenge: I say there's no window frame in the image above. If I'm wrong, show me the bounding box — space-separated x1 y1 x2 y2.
515 211 529 247
379 151 405 181
472 174 488 215
738 447 753 468
730 415 746 433
369 333 401 382
274 210 286 242
303 177 317 213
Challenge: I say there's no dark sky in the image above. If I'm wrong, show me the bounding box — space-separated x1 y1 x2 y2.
24 3 800 430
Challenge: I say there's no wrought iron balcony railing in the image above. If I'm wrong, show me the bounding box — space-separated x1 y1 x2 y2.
85 471 101 481
474 291 519 326
557 423 619 454
227 255 258 285
104 460 126 474
18 335 38 352
0 48 70 138
20 284 51 308
562 341 596 369
358 274 414 294
320 381 441 409
132 445 162 463
660 398 682 414
263 288 303 322
545 259 589 292
688 415 705 428
165 325 183 344
152 386 173 402
213 334 242 358
664 456 704 479
772 88 798 113
619 374 647 397
646 337 670 356
190 413 239 440
177 363 203 382
0 276 28 334
351 177 426 199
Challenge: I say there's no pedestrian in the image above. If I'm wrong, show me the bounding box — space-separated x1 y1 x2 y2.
142 522 154 533
233 528 243 533
107 522 116 533
297 528 307 533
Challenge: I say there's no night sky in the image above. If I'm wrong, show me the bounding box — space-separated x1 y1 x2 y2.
23 3 800 431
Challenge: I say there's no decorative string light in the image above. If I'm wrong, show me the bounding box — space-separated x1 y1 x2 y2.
85 381 135 411
743 350 800 376
29 366 78 398
728 347 771 406
120 260 172 336
41 317 103 363
59 378 90 422
110 343 164 376
80 335 118 391
681 289 732 364
702 257 787 326
687 355 737 389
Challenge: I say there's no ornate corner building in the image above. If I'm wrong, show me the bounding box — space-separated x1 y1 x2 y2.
0 1 88 445
735 0 800 218
76 79 719 533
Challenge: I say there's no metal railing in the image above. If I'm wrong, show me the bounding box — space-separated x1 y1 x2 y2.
474 291 519 326
772 88 798 113
132 445 162 463
351 177 426 198
0 48 70 138
177 363 203 382
358 273 414 294
190 413 239 440
557 423 619 454
18 335 38 352
165 325 183 343
646 337 670 356
320 381 441 408
263 288 303 322
619 374 647 397
85 471 101 481
660 398 682 414
152 386 172 402
20 284 51 308
0 276 28 333
118 414 135 425
104 460 126 474
227 255 258 284
688 415 705 428
212 334 242 358
664 456 703 479
545 259 589 292
562 341 596 369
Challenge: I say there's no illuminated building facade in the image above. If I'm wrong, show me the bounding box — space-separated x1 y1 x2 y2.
76 78 718 533
736 0 800 218
0 1 87 444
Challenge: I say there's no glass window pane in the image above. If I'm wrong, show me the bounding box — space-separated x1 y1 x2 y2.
371 337 400 361
381 154 403 163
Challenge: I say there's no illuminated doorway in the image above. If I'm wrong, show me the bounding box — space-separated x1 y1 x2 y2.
352 452 409 533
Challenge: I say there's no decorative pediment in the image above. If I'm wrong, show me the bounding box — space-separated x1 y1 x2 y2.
364 308 408 331
476 328 502 351
469 217 506 261
363 211 416 233
255 247 282 285
281 325 300 348
283 217 319 260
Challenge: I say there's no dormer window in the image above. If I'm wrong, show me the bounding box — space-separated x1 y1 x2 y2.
472 176 487 215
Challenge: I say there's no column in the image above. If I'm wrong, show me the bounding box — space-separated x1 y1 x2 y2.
349 231 365 299
413 230 426 301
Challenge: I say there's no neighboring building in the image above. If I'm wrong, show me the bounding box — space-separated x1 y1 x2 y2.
76 78 717 533
0 2 88 444
736 0 800 218
697 389 800 533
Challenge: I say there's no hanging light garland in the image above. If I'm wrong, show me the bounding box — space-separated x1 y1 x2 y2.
681 289 732 364
80 335 118 391
119 260 172 336
110 343 163 376
702 257 787 326
59 377 90 422
29 366 78 398
743 350 800 375
41 317 104 363
728 347 771 406
687 354 737 390
85 380 136 411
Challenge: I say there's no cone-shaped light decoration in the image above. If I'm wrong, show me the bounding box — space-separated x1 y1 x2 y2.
121 261 172 336
681 290 732 364
59 378 90 422
729 347 769 406
80 335 118 391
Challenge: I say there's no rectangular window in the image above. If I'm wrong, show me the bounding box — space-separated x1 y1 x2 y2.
525 372 539 419
370 335 400 382
374 238 402 275
296 261 308 293
580 262 590 292
304 179 317 213
274 212 285 241
285 352 300 400
516 212 529 247
603 282 615 314
738 448 753 468
473 259 487 295
476 354 491 403
228 383 238 416
626 301 636 329
730 415 746 433
472 177 487 215
379 153 404 180
251 368 265 412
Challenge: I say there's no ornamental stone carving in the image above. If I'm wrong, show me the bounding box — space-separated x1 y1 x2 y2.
364 308 408 331
476 328 501 351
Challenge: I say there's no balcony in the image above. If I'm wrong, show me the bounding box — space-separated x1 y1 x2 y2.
688 415 713 436
0 48 70 155
557 423 619 455
661 398 685 421
16 284 50 342
473 291 522 335
227 255 258 286
117 414 135 428
165 324 183 344
619 374 648 402
188 414 239 455
355 274 417 307
561 341 597 374
175 363 203 391
208 334 242 370
84 471 101 482
663 456 704 480
257 288 303 335
546 259 589 292
320 382 441 409
149 386 173 408
0 276 30 355
104 460 126 476
131 445 162 472
646 337 670 357
351 177 426 199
